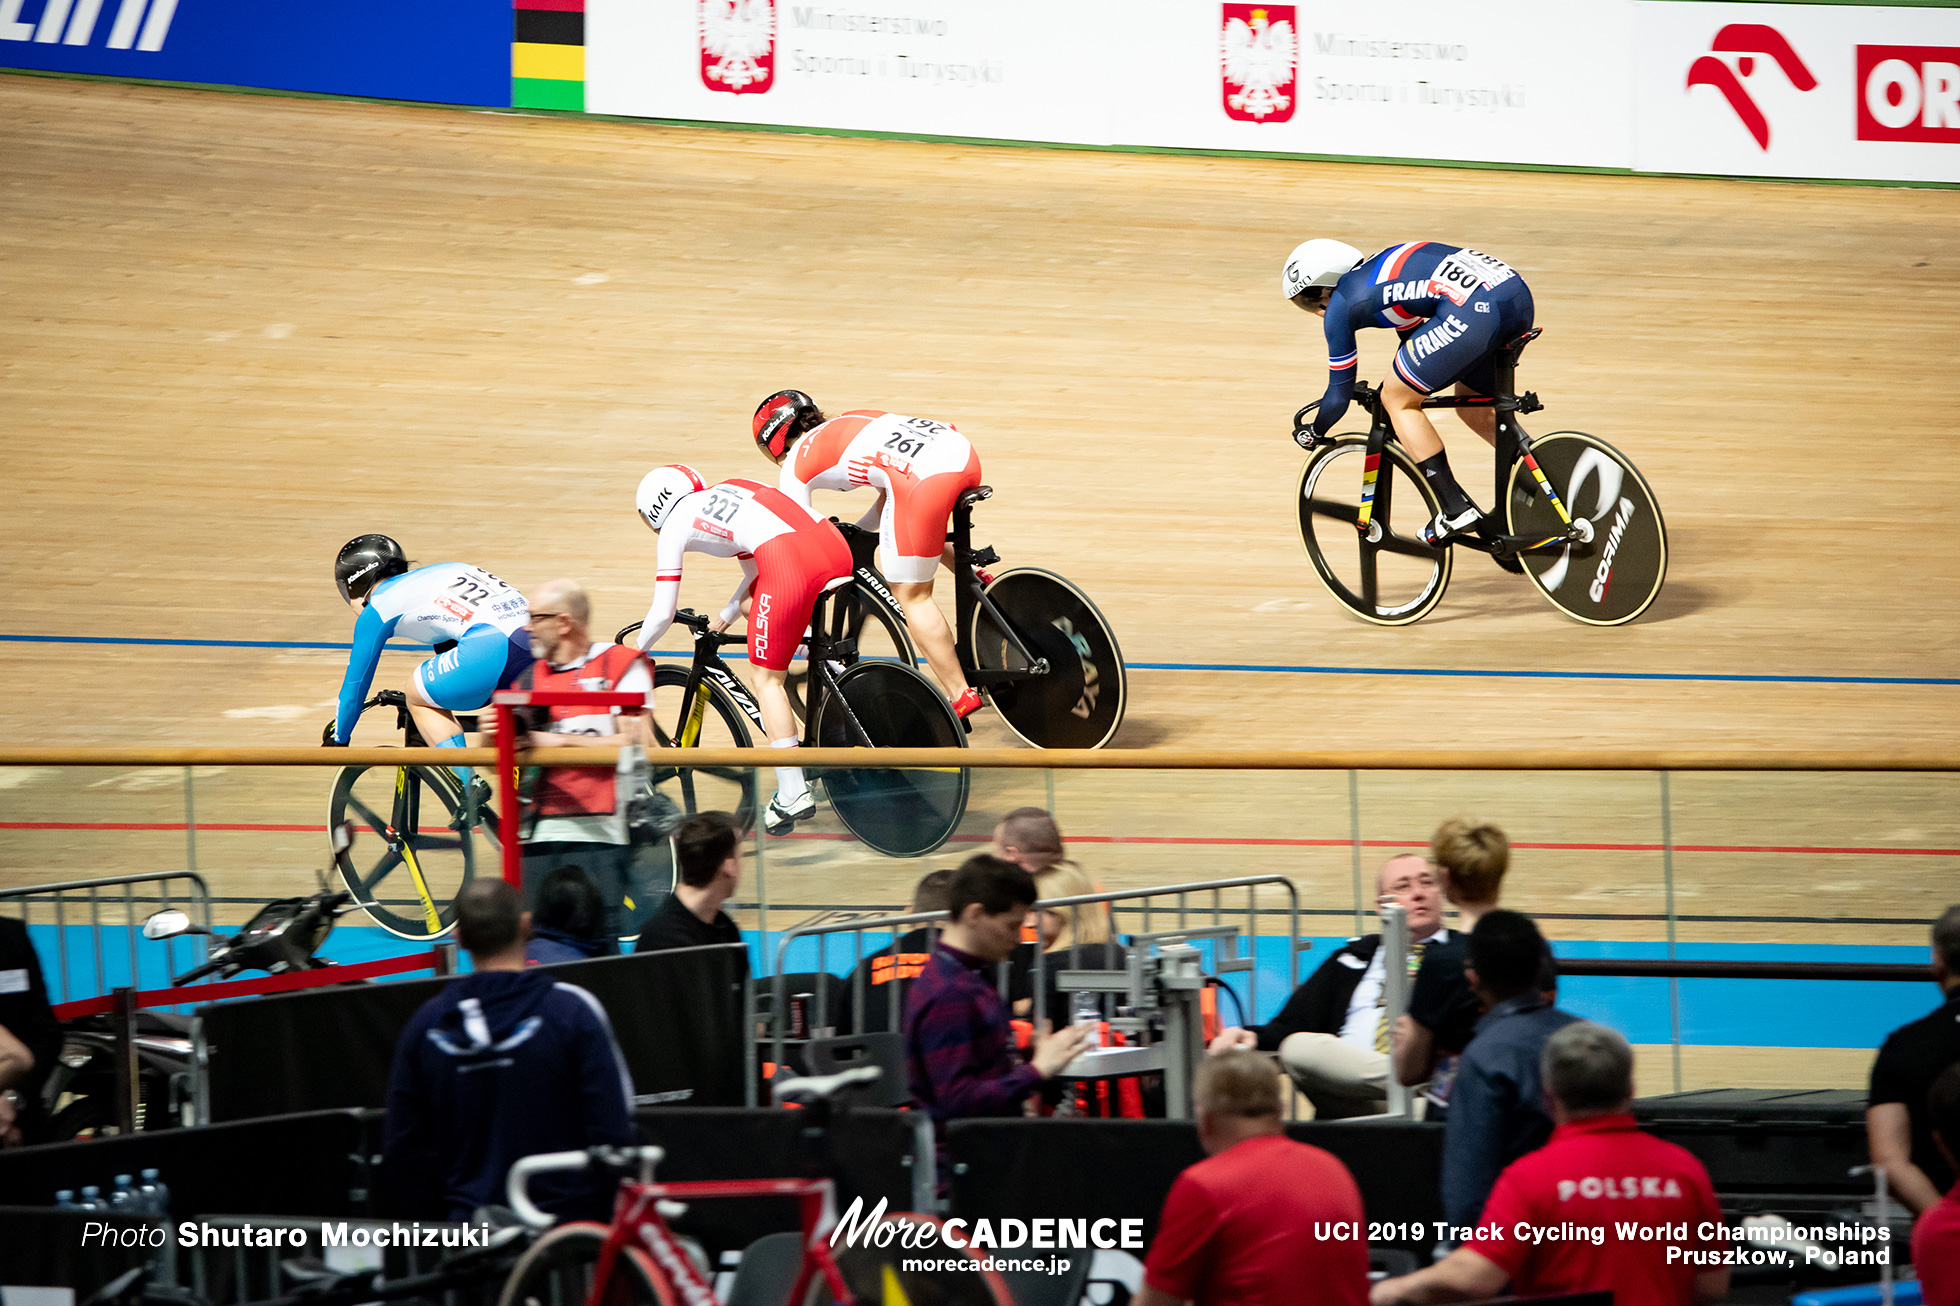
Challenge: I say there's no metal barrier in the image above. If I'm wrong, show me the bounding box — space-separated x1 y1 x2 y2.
762 874 1303 1116
0 870 212 1007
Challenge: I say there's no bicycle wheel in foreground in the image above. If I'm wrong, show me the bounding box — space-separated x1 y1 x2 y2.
813 661 969 858
499 1222 676 1306
970 568 1127 750
1504 431 1668 626
329 762 492 939
650 664 759 834
1296 434 1452 625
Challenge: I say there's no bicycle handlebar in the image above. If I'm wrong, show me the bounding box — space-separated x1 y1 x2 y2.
507 1145 667 1229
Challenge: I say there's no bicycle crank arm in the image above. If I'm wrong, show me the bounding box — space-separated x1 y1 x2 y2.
969 664 1048 687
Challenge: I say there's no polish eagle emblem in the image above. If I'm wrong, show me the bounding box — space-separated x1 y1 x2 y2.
700 0 776 95
1220 5 1299 123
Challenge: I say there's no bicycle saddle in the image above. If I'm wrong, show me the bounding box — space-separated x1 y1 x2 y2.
1500 327 1543 362
773 1065 882 1104
959 485 993 507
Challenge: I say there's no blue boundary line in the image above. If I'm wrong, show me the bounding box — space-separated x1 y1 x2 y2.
2 633 1954 687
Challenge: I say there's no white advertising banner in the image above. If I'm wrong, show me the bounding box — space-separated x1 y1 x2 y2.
1115 0 1633 168
1633 1 1960 182
587 0 1634 168
586 1 1120 142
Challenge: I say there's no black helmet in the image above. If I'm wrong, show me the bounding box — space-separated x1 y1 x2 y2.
335 535 409 604
753 390 822 463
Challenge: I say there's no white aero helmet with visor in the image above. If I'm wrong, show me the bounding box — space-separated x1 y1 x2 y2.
1281 239 1364 309
635 464 707 532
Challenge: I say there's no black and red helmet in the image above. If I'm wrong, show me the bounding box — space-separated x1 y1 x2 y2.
753 390 821 463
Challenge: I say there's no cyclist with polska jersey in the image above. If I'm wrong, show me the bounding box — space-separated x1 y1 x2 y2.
1284 238 1536 548
631 464 854 836
325 536 533 796
751 390 984 721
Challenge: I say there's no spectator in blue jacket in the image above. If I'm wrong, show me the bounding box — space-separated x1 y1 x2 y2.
384 878 634 1220
1440 910 1578 1230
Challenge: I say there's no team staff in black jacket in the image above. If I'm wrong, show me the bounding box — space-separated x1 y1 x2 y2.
0 915 60 1147
1209 855 1446 1119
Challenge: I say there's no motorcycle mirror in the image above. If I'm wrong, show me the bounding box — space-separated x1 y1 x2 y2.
141 910 197 941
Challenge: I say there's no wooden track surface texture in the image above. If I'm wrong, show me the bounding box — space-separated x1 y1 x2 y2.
1 75 1954 1079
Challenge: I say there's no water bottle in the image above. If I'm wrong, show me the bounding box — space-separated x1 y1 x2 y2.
1071 991 1103 1049
54 1190 77 1211
79 1185 104 1211
109 1175 136 1211
138 1169 165 1218
143 1169 172 1220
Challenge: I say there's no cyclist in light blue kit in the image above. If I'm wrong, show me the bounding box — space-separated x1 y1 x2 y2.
1284 238 1536 547
323 536 533 794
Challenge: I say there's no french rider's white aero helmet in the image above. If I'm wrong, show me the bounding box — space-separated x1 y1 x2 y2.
635 464 707 531
1281 239 1365 305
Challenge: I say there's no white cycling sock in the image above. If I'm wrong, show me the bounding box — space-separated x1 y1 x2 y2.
771 738 807 805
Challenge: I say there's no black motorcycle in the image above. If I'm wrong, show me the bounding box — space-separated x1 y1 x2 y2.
38 892 356 1141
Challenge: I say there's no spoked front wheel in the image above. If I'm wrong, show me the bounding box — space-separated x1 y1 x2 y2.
498 1222 677 1306
969 568 1127 749
1504 431 1668 626
812 661 969 858
329 762 494 939
1297 434 1452 625
788 576 916 719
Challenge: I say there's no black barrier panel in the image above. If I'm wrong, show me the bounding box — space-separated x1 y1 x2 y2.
0 1109 378 1218
633 1106 920 1260
947 1118 1444 1259
0 1211 160 1294
204 944 746 1122
1633 1090 1870 1194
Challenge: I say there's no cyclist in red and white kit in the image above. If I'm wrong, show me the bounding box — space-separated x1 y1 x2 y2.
632 464 853 835
752 391 983 720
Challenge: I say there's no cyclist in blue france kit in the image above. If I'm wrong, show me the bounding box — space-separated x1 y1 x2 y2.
1285 238 1535 546
323 536 533 794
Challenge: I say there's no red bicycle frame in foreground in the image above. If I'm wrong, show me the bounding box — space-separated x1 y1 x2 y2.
600 1174 849 1306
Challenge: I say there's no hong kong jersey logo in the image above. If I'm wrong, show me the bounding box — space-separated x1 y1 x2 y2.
1686 23 1816 150
1220 5 1297 123
700 0 776 95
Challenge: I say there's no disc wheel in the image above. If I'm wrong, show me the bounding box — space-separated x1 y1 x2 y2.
1504 431 1668 626
812 661 969 858
969 568 1127 749
650 663 759 833
329 762 494 939
498 1223 676 1306
1297 434 1452 625
788 576 917 719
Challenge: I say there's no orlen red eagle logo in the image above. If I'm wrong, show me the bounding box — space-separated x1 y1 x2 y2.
1221 5 1297 123
1686 24 1816 150
1857 48 1960 142
700 0 775 95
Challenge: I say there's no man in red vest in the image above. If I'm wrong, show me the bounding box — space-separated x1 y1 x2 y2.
499 578 653 942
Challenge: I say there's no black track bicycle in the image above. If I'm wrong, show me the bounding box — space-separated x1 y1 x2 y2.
848 485 1127 749
1293 328 1668 626
618 589 969 858
327 690 498 939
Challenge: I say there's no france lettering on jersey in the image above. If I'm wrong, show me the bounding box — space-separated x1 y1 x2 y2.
635 479 826 651
333 563 527 742
1309 241 1531 437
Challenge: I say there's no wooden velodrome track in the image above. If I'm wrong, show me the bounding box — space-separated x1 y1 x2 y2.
1 73 1955 1092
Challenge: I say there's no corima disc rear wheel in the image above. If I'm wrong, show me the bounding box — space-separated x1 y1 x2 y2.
969 568 1127 750
1296 435 1452 626
813 660 969 858
1504 431 1668 626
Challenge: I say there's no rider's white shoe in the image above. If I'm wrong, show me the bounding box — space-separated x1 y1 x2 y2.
765 789 817 837
1421 504 1483 547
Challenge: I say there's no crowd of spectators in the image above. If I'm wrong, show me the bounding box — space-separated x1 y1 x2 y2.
4 793 1956 1306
